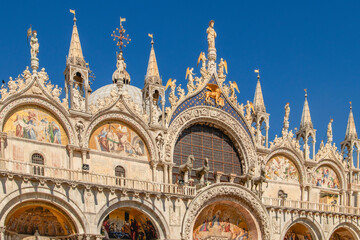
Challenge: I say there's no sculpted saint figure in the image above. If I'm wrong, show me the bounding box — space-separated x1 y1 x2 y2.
73 83 84 110
177 84 185 100
327 119 333 143
186 67 195 92
22 66 32 83
8 77 17 94
284 103 290 123
30 31 39 59
206 20 216 50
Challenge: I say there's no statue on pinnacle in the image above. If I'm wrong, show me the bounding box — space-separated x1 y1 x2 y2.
27 26 39 72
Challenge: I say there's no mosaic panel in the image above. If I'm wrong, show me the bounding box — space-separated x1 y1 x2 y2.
89 121 149 161
313 166 340 189
193 203 249 240
265 155 299 183
3 105 68 145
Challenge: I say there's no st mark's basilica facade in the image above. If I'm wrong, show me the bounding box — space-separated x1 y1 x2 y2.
0 13 359 240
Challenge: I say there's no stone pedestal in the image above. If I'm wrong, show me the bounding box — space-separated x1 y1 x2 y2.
31 57 39 72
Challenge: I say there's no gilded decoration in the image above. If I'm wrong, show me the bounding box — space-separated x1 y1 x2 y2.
312 166 340 189
5 202 76 237
89 121 149 160
265 155 300 183
193 203 249 240
182 184 271 240
169 78 251 139
101 208 157 240
3 105 68 145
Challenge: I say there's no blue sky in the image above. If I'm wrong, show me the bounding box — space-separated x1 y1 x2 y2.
1 0 360 148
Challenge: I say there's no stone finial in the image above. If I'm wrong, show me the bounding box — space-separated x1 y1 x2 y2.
300 89 313 130
345 102 358 141
253 70 266 113
145 34 161 85
67 10 85 67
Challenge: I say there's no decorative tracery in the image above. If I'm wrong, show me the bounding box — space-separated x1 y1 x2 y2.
174 124 243 182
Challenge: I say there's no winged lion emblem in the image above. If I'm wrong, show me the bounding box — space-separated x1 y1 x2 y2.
199 83 225 107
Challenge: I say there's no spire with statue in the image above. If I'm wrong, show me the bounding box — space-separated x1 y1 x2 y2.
112 17 131 85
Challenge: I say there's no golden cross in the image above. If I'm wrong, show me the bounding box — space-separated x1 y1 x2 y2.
111 17 131 51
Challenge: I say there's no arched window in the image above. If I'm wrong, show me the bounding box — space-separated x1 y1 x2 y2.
115 165 125 186
31 153 44 176
115 166 125 177
174 124 243 183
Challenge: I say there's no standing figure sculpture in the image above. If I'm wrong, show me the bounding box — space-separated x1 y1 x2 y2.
229 81 239 101
165 78 178 107
218 58 228 79
30 30 40 72
327 119 333 144
283 102 290 134
284 103 290 123
30 31 39 59
186 67 195 93
207 20 216 50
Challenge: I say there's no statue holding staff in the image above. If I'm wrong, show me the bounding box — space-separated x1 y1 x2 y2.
206 20 216 50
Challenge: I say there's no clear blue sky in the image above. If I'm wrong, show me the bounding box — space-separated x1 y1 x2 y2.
1 0 360 148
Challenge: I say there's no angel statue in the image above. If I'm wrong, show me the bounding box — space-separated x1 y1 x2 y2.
327 119 333 144
229 81 240 101
207 20 216 50
218 58 228 79
186 67 195 93
245 100 254 124
165 78 178 106
30 30 39 59
197 52 207 69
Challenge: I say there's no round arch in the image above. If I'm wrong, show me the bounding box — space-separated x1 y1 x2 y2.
0 96 76 145
0 188 87 233
265 147 306 185
181 183 271 240
84 112 157 162
327 222 360 240
315 159 347 190
281 217 325 240
95 197 170 239
166 106 256 173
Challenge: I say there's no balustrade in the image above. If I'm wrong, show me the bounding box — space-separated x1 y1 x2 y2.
262 197 360 215
0 158 196 197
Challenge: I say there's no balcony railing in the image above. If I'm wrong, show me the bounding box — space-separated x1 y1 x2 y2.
262 197 360 215
0 158 196 197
